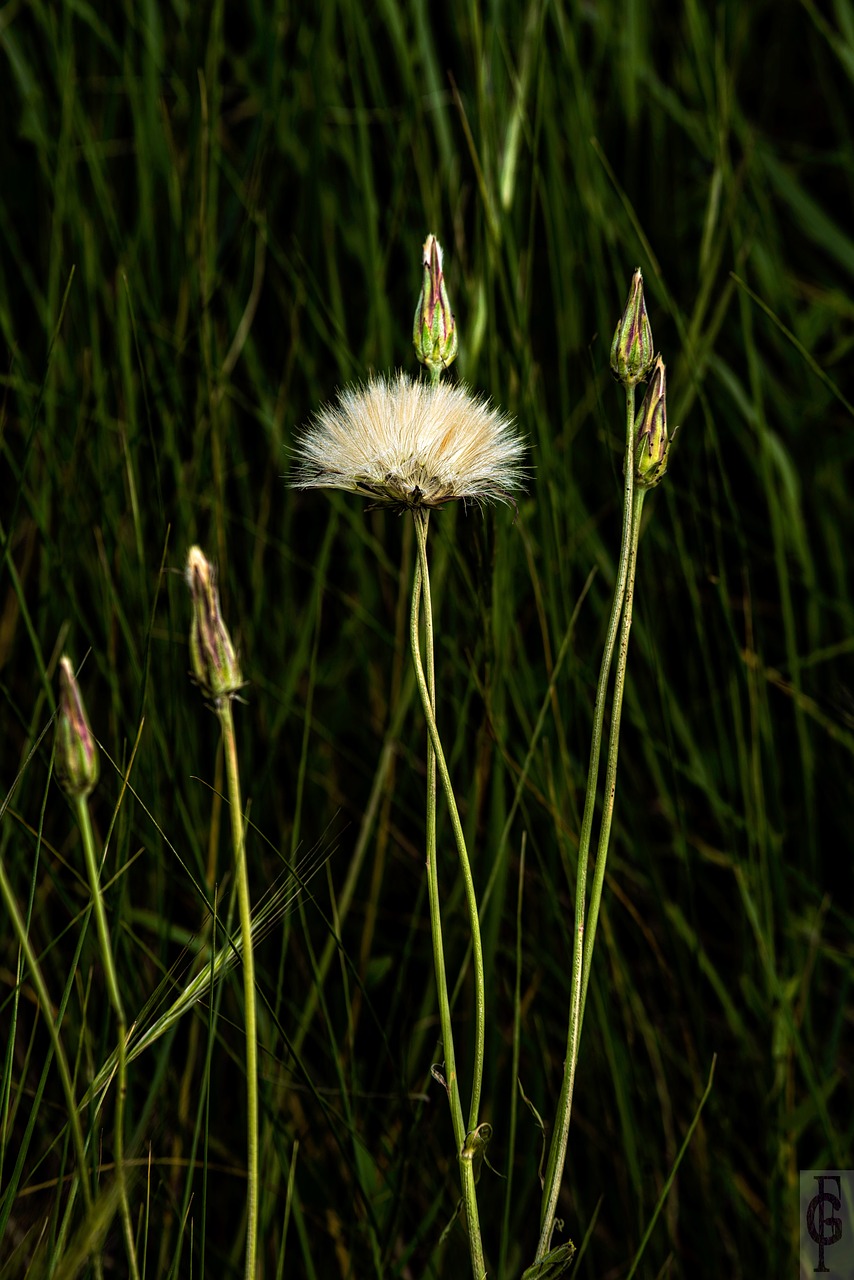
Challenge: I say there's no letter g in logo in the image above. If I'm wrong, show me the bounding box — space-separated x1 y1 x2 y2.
806 1175 843 1273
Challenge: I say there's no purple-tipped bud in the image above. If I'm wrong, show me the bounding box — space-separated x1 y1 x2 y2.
634 355 672 488
55 657 99 798
413 234 458 375
186 546 244 705
610 269 655 387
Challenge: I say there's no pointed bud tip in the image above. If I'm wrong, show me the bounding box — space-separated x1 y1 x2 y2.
610 268 655 387
634 355 672 488
413 232 458 373
423 233 442 272
55 656 99 798
185 547 244 705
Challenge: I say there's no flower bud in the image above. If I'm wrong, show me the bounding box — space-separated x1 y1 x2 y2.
55 657 99 798
413 234 458 375
186 546 244 704
633 355 671 488
610 268 654 387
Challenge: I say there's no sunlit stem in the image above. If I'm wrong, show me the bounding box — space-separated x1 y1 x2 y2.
217 701 259 1280
409 508 486 1280
413 512 486 1128
579 485 646 1028
536 382 638 1260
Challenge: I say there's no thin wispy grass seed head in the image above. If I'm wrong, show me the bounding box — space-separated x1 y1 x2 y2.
291 372 526 510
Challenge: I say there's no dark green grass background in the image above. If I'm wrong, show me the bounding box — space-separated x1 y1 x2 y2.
1 1 852 1276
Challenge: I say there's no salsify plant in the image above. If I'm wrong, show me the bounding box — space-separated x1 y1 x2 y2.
54 659 141 1280
293 239 678 1279
293 234 526 1279
0 660 143 1278
0 237 681 1280
0 636 329 1280
534 270 676 1273
184 546 261 1280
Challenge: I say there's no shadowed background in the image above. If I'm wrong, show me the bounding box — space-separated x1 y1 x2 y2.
1 1 852 1276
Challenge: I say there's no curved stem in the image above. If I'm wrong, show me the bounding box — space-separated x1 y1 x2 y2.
412 512 486 1130
409 529 463 1148
76 798 140 1280
536 383 637 1260
421 511 442 1119
409 511 486 1280
217 703 259 1280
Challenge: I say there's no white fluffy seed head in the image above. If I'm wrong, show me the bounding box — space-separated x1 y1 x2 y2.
291 372 527 511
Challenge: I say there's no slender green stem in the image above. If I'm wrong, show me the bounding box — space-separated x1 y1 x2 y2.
75 797 140 1280
421 509 441 1111
412 511 486 1132
578 486 646 1031
459 1157 486 1280
536 383 637 1260
409 513 485 1280
217 702 259 1280
409 534 463 1147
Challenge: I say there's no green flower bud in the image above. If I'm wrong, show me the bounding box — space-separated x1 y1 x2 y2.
610 268 654 387
413 234 458 375
186 546 244 705
634 354 671 489
55 656 99 798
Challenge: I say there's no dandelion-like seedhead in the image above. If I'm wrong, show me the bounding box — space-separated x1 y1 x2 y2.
291 372 527 511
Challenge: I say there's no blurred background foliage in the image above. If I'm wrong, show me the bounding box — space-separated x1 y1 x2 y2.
1 0 853 1276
